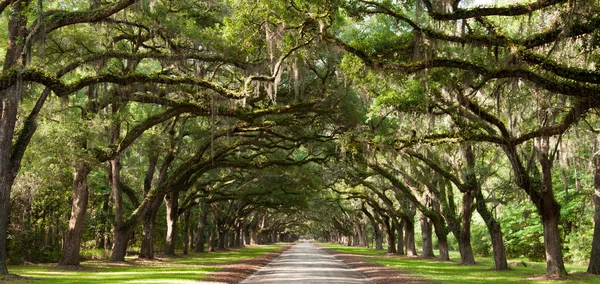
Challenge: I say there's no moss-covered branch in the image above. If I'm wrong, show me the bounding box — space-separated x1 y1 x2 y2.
58 50 248 77
0 67 245 99
43 0 138 34
419 0 567 20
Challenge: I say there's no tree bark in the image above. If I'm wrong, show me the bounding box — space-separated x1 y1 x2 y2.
393 217 404 255
228 230 235 247
475 189 508 270
138 195 164 259
353 222 360 246
361 222 369 248
588 132 600 274
111 226 133 261
60 161 92 265
537 136 567 277
164 191 179 256
195 205 208 253
431 216 449 261
419 212 435 258
109 156 130 261
458 191 476 265
218 227 226 249
0 1 29 274
250 222 259 245
209 223 216 252
182 210 191 254
465 144 508 270
382 216 396 253
541 198 566 277
362 207 383 250
404 216 417 256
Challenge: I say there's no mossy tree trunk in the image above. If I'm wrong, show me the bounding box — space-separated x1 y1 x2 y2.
589 133 600 274
419 212 435 258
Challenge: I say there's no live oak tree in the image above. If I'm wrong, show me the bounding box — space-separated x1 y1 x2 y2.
324 0 600 277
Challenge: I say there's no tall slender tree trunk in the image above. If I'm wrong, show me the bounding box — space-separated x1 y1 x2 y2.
431 216 449 261
465 144 507 270
182 211 191 254
362 207 383 250
195 205 208 253
139 195 164 259
360 223 368 248
475 189 508 269
60 162 92 265
404 216 417 256
244 223 251 246
0 105 17 273
393 217 404 255
218 227 226 249
541 197 566 277
588 132 600 274
383 216 396 253
228 230 235 247
458 191 476 265
537 136 567 277
0 1 29 274
240 219 247 247
353 222 361 246
419 212 434 257
109 156 130 261
164 191 179 256
209 223 216 252
250 222 259 245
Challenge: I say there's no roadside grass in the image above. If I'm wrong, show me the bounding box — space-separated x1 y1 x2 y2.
320 243 600 283
3 243 285 284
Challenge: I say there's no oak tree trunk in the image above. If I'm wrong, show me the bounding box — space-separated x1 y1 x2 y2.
393 217 404 255
111 226 133 261
60 162 92 265
195 206 208 253
139 195 164 259
404 217 417 256
475 189 508 269
218 228 226 249
0 1 29 274
419 212 435 257
458 191 476 265
588 133 600 274
250 223 259 245
182 211 191 254
537 136 567 277
362 208 383 250
383 217 396 253
209 223 216 252
431 216 449 261
164 191 179 256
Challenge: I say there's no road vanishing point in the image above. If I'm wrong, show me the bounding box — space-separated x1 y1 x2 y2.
241 241 371 284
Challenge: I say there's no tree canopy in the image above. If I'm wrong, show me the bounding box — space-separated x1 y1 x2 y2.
1 0 600 280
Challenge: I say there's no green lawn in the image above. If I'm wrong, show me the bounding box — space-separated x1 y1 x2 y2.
319 243 600 284
3 244 285 284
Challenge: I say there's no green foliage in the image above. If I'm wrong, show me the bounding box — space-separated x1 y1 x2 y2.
499 202 545 262
470 219 492 257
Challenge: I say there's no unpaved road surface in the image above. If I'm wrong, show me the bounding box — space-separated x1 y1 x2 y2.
241 241 371 284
